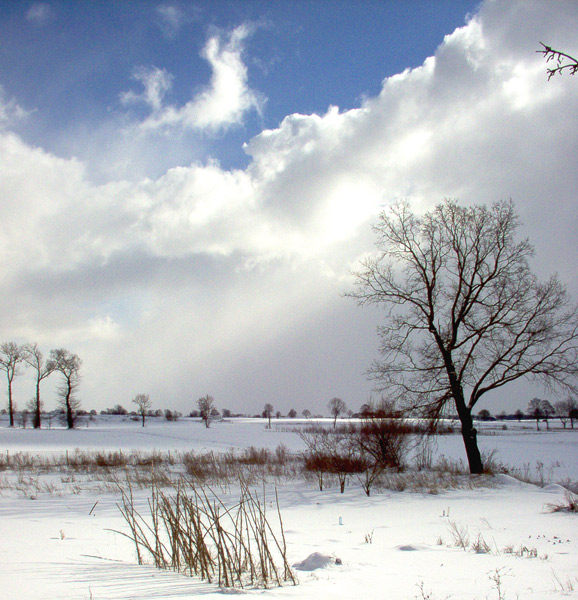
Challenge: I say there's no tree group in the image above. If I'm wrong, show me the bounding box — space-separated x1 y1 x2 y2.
0 342 82 429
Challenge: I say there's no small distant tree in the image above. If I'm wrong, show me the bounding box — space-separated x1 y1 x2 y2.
222 408 232 418
328 397 346 428
477 409 492 421
18 409 29 429
359 403 373 418
572 407 578 428
50 348 82 429
0 342 26 427
541 399 555 431
302 409 311 419
22 343 56 429
132 393 152 427
275 410 281 419
198 395 215 428
555 400 569 429
263 403 274 429
555 397 577 429
528 398 544 431
165 409 181 422
514 409 524 422
288 408 297 418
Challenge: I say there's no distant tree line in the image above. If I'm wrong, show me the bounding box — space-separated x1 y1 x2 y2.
476 398 577 430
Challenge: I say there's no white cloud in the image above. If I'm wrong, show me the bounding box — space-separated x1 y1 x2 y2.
120 67 174 112
0 0 577 414
125 25 263 133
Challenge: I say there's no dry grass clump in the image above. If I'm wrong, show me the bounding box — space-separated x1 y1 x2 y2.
113 477 297 590
546 490 578 513
181 445 301 486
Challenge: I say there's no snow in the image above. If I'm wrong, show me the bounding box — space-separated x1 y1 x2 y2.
0 416 577 599
293 552 339 571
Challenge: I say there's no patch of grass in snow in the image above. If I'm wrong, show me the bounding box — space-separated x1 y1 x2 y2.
552 570 577 595
546 490 578 513
113 476 297 590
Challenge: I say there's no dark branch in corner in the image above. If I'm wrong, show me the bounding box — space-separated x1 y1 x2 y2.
538 42 578 80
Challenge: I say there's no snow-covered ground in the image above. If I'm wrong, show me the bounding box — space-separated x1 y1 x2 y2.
0 416 576 599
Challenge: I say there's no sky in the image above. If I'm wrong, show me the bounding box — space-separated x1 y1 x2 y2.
0 0 577 417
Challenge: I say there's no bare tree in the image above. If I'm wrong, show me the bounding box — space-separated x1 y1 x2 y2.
132 393 152 427
197 394 215 428
50 348 82 429
263 403 274 429
541 399 555 431
302 409 311 419
328 397 346 428
537 42 578 79
555 397 577 429
528 398 544 431
348 199 578 473
0 342 26 427
22 343 56 429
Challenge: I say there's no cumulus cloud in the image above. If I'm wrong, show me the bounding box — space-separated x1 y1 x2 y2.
0 0 577 413
124 25 263 133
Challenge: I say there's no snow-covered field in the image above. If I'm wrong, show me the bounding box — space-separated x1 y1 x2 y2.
0 416 577 599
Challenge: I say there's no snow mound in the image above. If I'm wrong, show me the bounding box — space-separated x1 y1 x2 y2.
397 544 418 551
541 483 569 494
293 552 341 571
492 473 535 488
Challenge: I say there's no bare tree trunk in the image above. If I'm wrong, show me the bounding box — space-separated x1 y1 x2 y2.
453 393 483 474
65 385 74 429
460 423 482 474
7 379 14 428
34 381 41 429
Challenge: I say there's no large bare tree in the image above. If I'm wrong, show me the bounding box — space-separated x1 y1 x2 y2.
50 348 82 429
23 343 56 429
0 342 25 427
348 199 578 473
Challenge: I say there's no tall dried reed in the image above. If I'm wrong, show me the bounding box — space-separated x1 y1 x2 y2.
113 476 297 589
